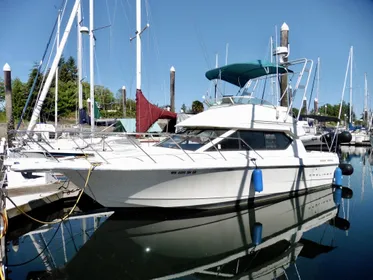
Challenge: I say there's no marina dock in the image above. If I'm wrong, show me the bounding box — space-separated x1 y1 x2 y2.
5 182 80 219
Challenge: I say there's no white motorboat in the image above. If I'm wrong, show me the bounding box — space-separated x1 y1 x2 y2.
9 18 350 207
11 90 342 209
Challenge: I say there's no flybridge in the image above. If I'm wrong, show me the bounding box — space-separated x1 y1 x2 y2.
205 60 293 88
204 57 314 122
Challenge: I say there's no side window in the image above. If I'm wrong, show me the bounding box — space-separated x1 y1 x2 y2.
207 131 292 151
264 133 277 149
273 132 292 149
207 132 240 151
262 132 292 150
239 131 265 150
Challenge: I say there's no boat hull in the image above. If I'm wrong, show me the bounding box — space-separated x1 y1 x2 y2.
64 164 338 209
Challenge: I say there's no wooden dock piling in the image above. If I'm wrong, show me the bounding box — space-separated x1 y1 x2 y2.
3 63 14 148
280 23 289 107
122 86 127 118
170 66 175 113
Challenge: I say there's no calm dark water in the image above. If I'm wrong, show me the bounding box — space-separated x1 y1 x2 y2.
5 146 373 280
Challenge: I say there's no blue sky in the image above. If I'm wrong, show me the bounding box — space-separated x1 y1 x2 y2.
1 0 373 115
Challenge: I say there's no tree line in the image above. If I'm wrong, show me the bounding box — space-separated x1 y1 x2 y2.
0 56 358 124
293 101 357 123
0 56 137 123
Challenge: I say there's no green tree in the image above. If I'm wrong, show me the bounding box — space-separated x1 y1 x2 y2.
59 56 78 83
292 108 299 117
49 80 78 120
2 56 121 122
191 100 204 114
12 78 28 120
181 103 187 113
95 85 115 111
125 98 136 118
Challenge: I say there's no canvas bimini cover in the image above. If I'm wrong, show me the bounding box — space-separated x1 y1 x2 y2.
205 60 292 88
136 89 177 133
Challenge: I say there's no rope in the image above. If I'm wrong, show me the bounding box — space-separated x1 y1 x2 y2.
294 262 302 280
0 209 8 239
0 210 7 280
5 163 100 225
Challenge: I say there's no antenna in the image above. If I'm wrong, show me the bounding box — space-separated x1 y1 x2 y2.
270 36 275 105
275 25 279 105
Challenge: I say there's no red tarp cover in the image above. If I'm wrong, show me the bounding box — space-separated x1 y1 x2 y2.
136 89 177 133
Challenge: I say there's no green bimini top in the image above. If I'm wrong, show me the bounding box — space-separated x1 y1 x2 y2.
205 60 293 88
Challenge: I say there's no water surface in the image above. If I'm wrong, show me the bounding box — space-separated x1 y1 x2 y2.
6 146 372 279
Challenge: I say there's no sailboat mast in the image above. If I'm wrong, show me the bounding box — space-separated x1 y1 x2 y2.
77 2 83 119
89 0 95 132
314 57 320 114
316 57 320 100
27 0 81 133
214 53 218 102
136 0 141 90
349 46 353 123
55 10 61 138
223 43 229 96
365 72 368 124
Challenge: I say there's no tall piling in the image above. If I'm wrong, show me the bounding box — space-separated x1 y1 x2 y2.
170 66 175 113
3 63 14 148
314 98 318 114
122 86 127 118
280 23 289 107
302 97 307 115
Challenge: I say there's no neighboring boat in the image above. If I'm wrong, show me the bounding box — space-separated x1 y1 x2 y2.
11 60 344 209
23 187 348 279
346 127 370 146
4 0 175 188
297 115 352 150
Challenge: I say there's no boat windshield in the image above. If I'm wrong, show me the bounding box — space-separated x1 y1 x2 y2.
210 96 274 107
156 129 228 151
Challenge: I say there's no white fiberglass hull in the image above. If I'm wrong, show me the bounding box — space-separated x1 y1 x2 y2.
10 140 340 209
62 163 337 209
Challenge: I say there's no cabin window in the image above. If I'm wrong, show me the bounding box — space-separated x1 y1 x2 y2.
208 130 292 151
239 131 265 150
156 129 228 151
264 133 277 149
213 132 240 151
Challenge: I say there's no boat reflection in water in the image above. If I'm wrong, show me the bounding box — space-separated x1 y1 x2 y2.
340 146 370 163
9 186 351 280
